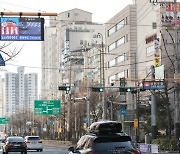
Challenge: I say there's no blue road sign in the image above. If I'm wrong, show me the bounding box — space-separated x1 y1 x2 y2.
120 108 126 115
0 54 5 66
84 117 88 123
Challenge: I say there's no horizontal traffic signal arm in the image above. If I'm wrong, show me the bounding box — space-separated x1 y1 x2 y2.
58 86 70 91
119 87 146 93
91 87 104 92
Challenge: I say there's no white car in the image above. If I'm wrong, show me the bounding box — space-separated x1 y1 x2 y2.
24 136 43 152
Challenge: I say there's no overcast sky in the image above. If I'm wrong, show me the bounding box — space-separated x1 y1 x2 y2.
0 0 133 80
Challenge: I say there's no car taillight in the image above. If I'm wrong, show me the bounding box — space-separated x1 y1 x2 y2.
130 150 141 154
21 142 27 146
6 142 13 147
26 141 30 143
38 140 42 143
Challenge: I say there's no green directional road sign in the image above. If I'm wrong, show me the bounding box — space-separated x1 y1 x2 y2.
34 100 61 115
0 118 10 124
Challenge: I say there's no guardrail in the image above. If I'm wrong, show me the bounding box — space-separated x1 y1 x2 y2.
42 140 72 147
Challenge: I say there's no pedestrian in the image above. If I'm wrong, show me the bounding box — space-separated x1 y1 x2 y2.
177 138 180 154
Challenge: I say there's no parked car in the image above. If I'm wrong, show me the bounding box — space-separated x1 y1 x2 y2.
24 135 43 152
1 136 27 154
68 120 141 154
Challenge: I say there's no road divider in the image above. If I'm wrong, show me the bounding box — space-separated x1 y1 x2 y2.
42 140 72 147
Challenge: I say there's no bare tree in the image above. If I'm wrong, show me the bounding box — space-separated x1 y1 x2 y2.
0 42 23 62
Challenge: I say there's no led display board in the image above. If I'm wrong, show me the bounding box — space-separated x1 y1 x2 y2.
0 17 44 41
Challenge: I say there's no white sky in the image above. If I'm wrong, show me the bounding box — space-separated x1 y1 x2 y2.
0 0 133 80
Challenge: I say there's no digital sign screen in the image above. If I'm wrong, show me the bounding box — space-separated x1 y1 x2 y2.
0 17 44 41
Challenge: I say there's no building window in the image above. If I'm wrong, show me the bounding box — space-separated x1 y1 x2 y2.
108 42 116 52
108 26 116 36
108 17 127 37
108 59 116 67
108 75 116 84
117 36 125 47
117 54 125 64
117 71 125 78
117 19 125 30
68 13 70 17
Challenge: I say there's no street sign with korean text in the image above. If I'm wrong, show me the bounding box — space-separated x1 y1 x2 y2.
34 100 61 115
0 118 10 124
143 80 165 90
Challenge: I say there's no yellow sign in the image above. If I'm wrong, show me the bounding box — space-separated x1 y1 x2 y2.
134 118 138 128
31 128 34 134
154 57 161 67
58 128 62 133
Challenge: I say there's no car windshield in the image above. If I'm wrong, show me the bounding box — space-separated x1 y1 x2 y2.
27 137 40 140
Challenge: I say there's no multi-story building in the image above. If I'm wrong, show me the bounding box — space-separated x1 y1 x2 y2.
104 4 137 136
41 8 104 99
4 66 38 116
105 4 137 106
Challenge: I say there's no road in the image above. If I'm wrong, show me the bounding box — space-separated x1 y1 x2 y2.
0 146 69 154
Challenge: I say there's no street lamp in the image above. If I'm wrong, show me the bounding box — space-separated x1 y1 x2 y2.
97 33 107 120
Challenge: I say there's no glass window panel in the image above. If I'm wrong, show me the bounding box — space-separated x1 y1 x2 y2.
108 42 116 52
117 37 125 47
108 26 116 36
117 19 125 30
117 55 125 64
117 71 125 78
109 59 116 67
109 75 116 84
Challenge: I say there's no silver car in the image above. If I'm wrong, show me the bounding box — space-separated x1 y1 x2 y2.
24 136 43 152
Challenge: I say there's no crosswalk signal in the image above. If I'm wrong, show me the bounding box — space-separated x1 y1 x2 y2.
91 87 104 92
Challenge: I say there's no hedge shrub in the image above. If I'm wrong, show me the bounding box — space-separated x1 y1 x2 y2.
152 138 178 151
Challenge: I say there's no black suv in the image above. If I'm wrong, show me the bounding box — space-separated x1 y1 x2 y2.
68 120 141 154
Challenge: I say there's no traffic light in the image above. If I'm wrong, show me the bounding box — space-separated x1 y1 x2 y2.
91 87 104 92
119 87 132 92
58 86 70 91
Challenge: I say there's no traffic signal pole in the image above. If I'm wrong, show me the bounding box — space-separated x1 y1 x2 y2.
173 0 180 139
151 65 157 139
150 0 180 140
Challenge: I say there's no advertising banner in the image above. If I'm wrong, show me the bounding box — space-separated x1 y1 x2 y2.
0 17 44 41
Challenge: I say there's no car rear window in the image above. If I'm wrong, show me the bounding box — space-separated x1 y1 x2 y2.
94 136 131 143
8 137 24 142
94 141 135 153
27 137 40 140
93 136 134 153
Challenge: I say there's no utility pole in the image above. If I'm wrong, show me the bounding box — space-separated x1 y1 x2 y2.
151 65 157 139
87 72 91 127
150 0 180 139
98 33 107 120
173 0 180 139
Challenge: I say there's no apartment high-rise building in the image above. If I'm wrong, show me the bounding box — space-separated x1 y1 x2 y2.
4 66 38 116
41 8 104 99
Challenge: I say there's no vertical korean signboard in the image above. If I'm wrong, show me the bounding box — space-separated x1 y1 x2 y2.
0 17 44 41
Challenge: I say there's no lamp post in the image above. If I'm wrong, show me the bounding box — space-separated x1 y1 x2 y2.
98 33 107 120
